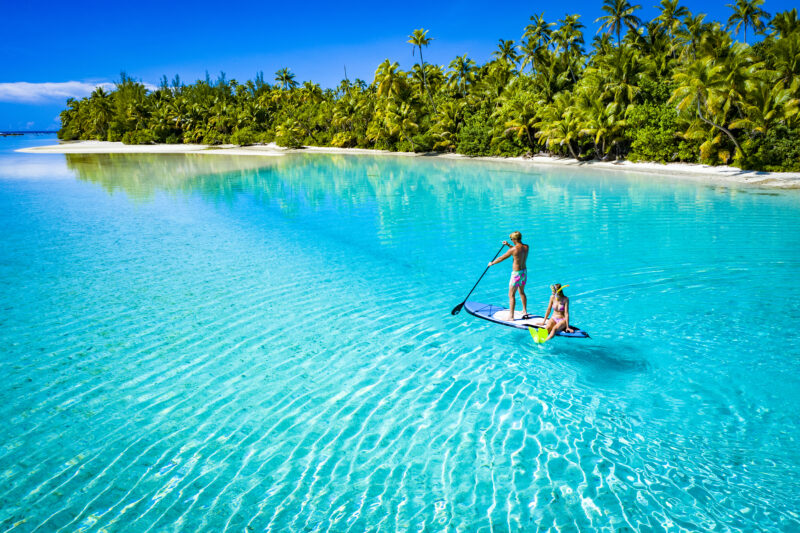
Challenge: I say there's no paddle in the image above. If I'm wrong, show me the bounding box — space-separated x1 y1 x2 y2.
451 243 507 315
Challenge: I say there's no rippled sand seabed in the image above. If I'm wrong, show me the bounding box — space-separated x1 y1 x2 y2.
1 139 799 531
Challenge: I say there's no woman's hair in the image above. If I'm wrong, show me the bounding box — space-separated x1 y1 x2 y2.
551 283 566 298
509 231 522 242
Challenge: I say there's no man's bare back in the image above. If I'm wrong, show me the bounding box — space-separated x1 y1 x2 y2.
488 241 527 270
509 242 528 271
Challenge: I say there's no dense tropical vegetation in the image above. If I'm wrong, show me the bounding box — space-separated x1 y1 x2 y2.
58 1 800 171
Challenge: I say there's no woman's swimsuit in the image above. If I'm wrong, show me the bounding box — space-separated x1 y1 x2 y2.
551 300 566 323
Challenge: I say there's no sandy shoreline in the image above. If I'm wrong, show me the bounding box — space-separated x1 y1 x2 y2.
18 140 800 189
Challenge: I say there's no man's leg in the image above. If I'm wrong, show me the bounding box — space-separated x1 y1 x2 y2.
508 285 517 319
519 286 528 316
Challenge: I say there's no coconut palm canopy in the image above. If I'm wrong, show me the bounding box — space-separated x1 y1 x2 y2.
58 3 800 171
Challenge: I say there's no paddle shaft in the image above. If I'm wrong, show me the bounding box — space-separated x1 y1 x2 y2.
452 243 506 314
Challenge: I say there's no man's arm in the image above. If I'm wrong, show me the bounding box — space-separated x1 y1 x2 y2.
489 249 514 267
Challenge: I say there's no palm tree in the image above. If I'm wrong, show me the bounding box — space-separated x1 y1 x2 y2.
769 30 800 87
677 13 709 60
671 58 744 156
422 64 446 94
374 60 406 99
595 0 643 47
447 54 477 98
524 13 555 51
519 39 542 74
88 87 113 139
407 29 435 109
274 68 298 90
635 21 673 76
300 81 323 103
656 0 690 36
386 102 419 150
770 8 799 38
718 42 759 118
729 79 793 134
493 39 520 67
575 85 624 159
58 98 83 140
698 22 735 60
592 33 615 56
536 92 582 158
498 94 539 150
166 99 187 132
589 45 643 107
726 0 770 44
474 62 514 99
431 100 465 151
553 14 586 56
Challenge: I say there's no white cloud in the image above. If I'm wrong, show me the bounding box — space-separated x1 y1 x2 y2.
0 81 115 104
0 81 157 104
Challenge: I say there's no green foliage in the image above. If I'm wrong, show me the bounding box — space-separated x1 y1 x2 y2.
331 131 359 148
274 120 305 148
627 103 686 162
491 134 528 157
201 130 227 145
411 131 435 152
121 130 157 145
744 126 800 171
57 100 82 140
230 127 259 146
456 109 493 156
637 78 673 105
56 10 800 172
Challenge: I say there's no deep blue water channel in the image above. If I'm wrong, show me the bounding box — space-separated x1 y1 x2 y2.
1 135 799 531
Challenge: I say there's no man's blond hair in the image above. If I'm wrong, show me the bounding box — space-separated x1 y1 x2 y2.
509 231 522 242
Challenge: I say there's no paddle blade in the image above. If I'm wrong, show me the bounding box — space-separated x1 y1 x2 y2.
451 302 464 315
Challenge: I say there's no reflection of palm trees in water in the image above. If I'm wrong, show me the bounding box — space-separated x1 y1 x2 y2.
64 153 526 244
65 153 277 202
64 152 713 250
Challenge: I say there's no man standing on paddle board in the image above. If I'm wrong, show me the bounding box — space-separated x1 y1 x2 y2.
487 231 529 320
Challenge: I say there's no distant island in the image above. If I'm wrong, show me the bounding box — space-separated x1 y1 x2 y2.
56 0 799 172
1 131 58 136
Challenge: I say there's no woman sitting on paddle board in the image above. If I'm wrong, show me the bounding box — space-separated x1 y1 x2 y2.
542 283 574 341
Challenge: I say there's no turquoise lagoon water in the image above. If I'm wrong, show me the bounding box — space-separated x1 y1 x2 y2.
1 135 799 532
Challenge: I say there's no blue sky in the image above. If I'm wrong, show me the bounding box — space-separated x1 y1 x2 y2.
1 0 794 131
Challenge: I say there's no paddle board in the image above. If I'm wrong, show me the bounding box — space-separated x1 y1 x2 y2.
463 301 590 338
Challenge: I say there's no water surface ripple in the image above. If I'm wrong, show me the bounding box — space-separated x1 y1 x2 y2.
1 137 799 532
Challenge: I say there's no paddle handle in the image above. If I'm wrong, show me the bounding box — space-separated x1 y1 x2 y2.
458 243 506 306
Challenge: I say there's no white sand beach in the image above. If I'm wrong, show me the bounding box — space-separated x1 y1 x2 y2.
19 140 800 189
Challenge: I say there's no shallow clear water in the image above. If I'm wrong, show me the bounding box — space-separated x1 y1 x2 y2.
1 135 799 532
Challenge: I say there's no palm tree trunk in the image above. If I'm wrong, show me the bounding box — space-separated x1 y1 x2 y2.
696 99 745 157
418 48 437 112
418 46 428 95
567 140 578 159
404 130 415 151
